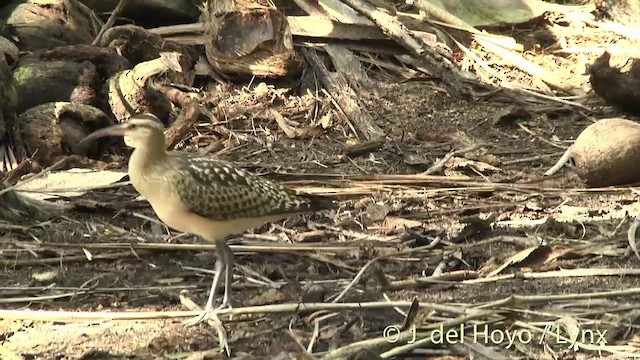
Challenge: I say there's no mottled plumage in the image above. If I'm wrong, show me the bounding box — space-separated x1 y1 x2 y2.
170 156 331 221
77 112 334 326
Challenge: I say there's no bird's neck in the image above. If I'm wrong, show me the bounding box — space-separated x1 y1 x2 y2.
129 134 168 173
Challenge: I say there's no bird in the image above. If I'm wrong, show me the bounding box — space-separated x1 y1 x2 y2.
77 112 335 325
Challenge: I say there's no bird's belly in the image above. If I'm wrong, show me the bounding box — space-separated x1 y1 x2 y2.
146 194 195 234
130 174 292 241
153 206 290 242
129 176 190 233
148 204 180 230
185 214 290 241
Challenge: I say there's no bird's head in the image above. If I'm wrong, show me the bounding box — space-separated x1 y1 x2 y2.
78 113 166 150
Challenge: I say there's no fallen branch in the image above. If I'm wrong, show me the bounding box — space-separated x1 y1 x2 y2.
0 300 424 322
149 16 438 44
92 0 130 46
164 100 201 149
422 143 484 175
302 48 384 140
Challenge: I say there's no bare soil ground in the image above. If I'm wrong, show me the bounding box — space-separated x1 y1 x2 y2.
2 77 640 360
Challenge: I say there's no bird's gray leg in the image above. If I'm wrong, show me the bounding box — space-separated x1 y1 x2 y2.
183 253 224 326
183 239 234 326
217 239 234 309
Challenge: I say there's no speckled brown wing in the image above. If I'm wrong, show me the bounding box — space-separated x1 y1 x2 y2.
169 156 333 221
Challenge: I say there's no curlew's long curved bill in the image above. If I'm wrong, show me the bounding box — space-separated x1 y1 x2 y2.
76 124 129 148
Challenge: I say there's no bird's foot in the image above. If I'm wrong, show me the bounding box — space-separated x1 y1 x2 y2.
182 300 234 327
182 308 212 327
182 305 231 355
217 298 236 322
217 298 234 311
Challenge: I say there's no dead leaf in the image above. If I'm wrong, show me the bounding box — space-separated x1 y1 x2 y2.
294 230 327 242
524 201 543 211
382 216 423 234
365 202 391 222
628 219 640 260
403 152 430 166
270 109 322 139
572 243 620 257
248 288 286 306
297 125 324 138
342 139 385 158
254 82 271 98
301 284 327 303
271 109 297 138
319 113 332 129
543 247 575 263
493 106 532 126
81 247 93 261
446 157 501 172
14 168 127 201
32 270 58 282
484 246 551 277
155 277 185 285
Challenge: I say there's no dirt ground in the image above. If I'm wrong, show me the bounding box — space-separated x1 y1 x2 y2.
1 75 640 360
